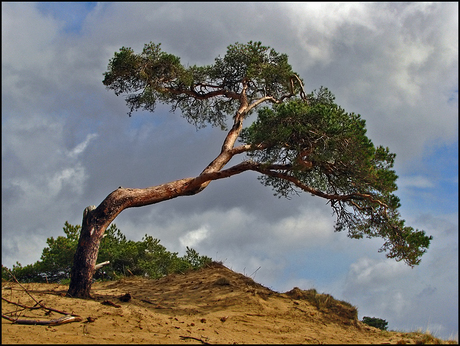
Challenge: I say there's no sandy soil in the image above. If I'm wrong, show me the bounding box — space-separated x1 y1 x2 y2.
2 262 452 344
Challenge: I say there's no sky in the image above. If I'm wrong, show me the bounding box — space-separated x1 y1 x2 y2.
2 2 458 340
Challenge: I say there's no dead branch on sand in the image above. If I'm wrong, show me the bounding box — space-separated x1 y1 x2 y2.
1 266 81 326
2 313 82 326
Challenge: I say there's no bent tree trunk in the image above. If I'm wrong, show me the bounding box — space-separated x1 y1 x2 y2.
67 177 201 298
65 157 283 298
68 72 306 298
67 164 259 297
67 40 431 297
67 112 248 298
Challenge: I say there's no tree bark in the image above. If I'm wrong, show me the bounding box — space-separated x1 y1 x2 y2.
67 206 103 298
67 178 198 298
67 163 257 298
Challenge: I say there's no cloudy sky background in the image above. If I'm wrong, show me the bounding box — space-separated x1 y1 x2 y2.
2 2 458 340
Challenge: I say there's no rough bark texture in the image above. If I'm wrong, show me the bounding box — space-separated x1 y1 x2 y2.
67 178 199 298
67 206 104 298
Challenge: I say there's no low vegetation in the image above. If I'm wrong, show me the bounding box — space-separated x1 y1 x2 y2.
2 221 212 284
285 286 358 322
362 316 389 330
3 223 456 344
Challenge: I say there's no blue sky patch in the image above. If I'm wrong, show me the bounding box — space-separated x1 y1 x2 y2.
35 2 98 34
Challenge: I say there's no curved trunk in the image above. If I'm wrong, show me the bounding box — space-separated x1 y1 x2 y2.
67 85 256 298
67 178 197 298
67 167 253 298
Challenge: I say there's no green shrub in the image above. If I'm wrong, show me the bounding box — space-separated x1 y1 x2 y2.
362 316 389 330
3 222 212 283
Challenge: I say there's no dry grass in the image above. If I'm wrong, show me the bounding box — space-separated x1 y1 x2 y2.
285 287 358 321
395 329 458 345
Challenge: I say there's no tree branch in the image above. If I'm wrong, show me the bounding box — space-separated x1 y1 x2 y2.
161 85 240 101
290 74 308 101
95 261 110 270
2 314 82 326
230 142 269 155
254 165 389 209
246 94 291 112
245 74 307 112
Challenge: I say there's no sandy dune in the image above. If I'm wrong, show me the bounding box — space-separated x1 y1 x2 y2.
2 262 452 344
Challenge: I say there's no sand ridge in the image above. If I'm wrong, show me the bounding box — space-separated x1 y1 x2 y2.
1 262 450 344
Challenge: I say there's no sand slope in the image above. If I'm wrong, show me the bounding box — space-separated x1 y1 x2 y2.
1 263 450 344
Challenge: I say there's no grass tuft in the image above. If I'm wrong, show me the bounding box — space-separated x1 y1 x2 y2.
285 287 358 320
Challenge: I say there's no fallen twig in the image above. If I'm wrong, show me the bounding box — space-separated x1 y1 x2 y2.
2 266 42 306
2 314 82 326
2 297 42 310
101 300 121 308
2 296 77 316
141 298 155 304
1 265 81 326
179 335 211 344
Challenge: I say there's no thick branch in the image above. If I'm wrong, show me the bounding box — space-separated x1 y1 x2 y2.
87 177 196 231
196 80 250 189
90 162 256 224
83 162 256 230
187 161 389 212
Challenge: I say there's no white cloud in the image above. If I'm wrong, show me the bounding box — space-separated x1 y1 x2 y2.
273 207 334 245
68 133 98 158
345 257 411 291
398 175 435 189
179 226 209 248
48 165 87 196
282 3 376 64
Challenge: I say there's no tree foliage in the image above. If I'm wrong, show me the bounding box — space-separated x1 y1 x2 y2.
3 222 211 283
99 40 433 269
96 224 211 280
240 89 432 266
102 41 302 129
